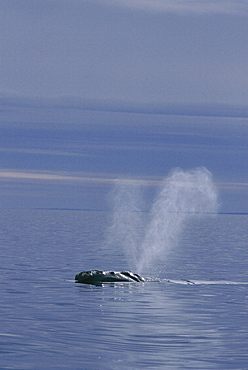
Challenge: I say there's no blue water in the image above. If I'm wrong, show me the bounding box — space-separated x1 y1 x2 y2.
1 210 248 369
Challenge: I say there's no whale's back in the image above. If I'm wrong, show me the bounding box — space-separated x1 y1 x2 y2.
75 270 145 285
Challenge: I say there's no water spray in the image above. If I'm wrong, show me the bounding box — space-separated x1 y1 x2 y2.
137 167 218 273
107 167 218 275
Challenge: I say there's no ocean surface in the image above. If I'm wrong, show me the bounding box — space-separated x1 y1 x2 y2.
1 209 248 369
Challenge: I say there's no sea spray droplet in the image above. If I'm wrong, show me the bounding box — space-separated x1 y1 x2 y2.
106 167 218 275
106 179 144 269
137 167 218 273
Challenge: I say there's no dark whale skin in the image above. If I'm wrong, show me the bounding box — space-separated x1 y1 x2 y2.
75 270 145 285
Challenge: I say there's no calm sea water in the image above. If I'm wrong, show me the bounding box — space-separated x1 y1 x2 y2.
0 210 248 369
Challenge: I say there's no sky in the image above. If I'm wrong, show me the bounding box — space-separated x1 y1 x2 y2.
1 0 248 104
0 0 248 212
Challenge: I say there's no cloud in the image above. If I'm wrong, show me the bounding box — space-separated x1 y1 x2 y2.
2 95 247 118
104 0 248 15
0 170 113 183
0 170 164 190
0 170 247 191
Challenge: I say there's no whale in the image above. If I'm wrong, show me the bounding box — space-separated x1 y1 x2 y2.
75 270 145 285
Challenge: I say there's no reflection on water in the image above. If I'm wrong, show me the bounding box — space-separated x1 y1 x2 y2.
74 282 224 368
0 210 248 369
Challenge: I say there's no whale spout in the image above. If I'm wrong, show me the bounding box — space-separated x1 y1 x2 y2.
75 270 145 285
